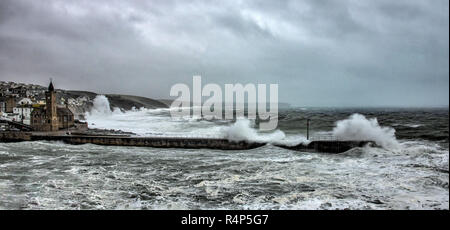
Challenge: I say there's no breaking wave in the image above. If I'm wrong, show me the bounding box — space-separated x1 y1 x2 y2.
225 119 310 146
85 96 418 149
225 119 286 143
332 113 400 149
84 95 304 145
86 95 124 118
89 95 112 116
3 100 447 210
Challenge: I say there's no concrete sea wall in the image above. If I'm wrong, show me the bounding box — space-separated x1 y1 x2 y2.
1 131 374 153
0 132 265 150
0 132 32 142
39 135 266 150
275 140 375 153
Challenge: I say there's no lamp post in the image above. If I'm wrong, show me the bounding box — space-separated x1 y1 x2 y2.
306 119 310 140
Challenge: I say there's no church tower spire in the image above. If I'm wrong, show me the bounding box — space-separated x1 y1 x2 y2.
45 79 58 131
48 79 54 92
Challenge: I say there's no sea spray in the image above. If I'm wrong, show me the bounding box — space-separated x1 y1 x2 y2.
86 96 393 148
85 95 230 136
225 119 286 143
332 114 400 149
272 134 310 147
85 96 309 144
88 95 114 116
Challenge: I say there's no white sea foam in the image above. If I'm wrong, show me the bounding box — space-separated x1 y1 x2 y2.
85 97 413 149
332 113 400 149
88 95 122 116
84 95 305 145
392 123 424 128
272 134 310 146
0 132 447 210
85 95 212 136
225 119 286 143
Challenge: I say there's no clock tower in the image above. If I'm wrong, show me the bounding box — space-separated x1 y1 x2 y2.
45 80 58 131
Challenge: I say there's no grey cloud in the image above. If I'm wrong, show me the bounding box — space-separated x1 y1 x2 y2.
0 0 448 107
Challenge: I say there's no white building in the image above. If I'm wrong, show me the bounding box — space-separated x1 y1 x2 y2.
12 106 32 125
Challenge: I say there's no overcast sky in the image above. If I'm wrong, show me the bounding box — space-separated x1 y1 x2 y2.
0 0 448 107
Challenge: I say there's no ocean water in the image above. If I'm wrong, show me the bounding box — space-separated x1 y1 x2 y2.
0 96 448 210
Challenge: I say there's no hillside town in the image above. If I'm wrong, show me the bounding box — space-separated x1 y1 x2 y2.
1 81 45 125
0 80 88 131
0 80 171 132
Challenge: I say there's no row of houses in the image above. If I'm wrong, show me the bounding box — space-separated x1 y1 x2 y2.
0 96 44 125
0 81 46 100
0 81 48 126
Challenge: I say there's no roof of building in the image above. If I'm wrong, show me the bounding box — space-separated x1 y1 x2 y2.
31 107 74 116
18 98 32 105
57 107 73 116
48 81 54 91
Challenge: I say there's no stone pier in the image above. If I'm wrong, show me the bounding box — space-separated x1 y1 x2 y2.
0 131 265 150
1 131 376 153
275 140 376 153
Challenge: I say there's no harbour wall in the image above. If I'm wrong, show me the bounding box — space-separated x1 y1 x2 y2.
275 140 375 153
0 132 32 142
1 131 375 153
0 132 265 150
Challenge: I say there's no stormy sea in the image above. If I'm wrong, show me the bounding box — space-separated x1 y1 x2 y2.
0 96 448 210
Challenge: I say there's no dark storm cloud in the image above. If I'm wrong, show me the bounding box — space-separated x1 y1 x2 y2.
0 0 448 107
